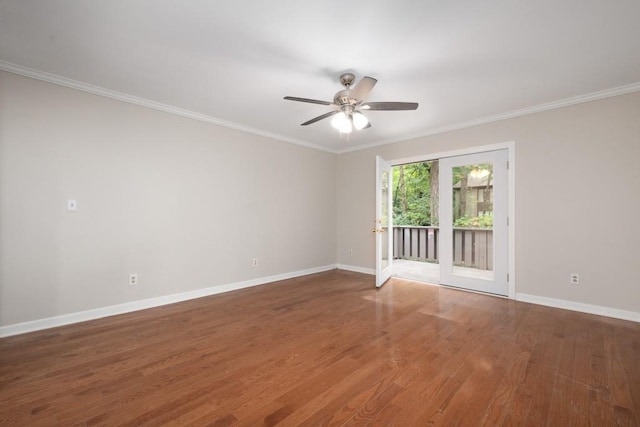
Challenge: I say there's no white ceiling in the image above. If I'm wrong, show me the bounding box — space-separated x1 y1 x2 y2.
1 1 640 152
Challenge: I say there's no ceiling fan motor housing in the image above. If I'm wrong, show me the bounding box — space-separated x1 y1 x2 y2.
335 73 360 107
334 90 359 108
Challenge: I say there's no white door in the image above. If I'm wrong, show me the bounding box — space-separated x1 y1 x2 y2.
375 156 393 287
439 150 508 295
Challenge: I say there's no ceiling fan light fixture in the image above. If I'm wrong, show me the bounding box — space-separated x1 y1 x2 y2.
331 112 352 133
337 118 353 134
352 112 369 130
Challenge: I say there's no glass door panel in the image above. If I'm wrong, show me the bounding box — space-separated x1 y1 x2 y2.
439 150 508 295
451 163 495 280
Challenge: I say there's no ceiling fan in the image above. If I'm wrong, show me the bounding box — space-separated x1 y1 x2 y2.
284 73 418 134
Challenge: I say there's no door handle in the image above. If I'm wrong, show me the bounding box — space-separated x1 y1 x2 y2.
372 227 386 233
372 220 386 233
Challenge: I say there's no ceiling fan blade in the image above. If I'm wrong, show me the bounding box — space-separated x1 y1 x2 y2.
362 102 419 111
301 110 340 126
350 76 377 101
284 96 332 106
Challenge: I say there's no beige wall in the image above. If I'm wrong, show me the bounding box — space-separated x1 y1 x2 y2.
337 92 640 313
2 69 639 328
0 71 337 326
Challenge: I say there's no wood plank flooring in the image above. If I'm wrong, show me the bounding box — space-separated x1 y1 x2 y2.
1 269 639 426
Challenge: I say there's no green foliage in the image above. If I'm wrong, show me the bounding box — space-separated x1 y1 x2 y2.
393 162 432 226
394 211 429 226
453 214 493 228
392 161 493 228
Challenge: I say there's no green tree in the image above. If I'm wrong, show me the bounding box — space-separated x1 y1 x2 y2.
429 160 439 226
392 162 433 226
392 161 493 228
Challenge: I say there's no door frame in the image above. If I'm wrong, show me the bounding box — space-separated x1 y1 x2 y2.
388 141 516 299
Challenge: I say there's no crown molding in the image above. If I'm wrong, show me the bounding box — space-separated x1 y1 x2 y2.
336 81 640 154
3 60 638 156
0 60 336 154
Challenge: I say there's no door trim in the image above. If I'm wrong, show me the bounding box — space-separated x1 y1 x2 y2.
388 141 516 299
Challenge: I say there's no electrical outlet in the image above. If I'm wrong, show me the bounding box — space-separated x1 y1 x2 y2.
252 258 258 267
348 249 353 256
570 273 579 285
129 274 138 286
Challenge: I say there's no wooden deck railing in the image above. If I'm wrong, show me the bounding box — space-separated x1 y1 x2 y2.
393 226 493 270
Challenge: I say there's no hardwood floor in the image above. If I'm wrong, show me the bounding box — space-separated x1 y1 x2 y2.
1 269 639 426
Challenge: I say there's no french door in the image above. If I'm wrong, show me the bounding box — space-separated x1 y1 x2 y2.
439 150 508 295
375 156 393 287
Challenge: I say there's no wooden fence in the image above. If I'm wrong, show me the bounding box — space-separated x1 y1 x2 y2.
392 226 493 270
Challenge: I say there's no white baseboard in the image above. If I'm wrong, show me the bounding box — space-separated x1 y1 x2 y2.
516 293 640 323
0 264 337 338
336 264 375 275
8 268 635 338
